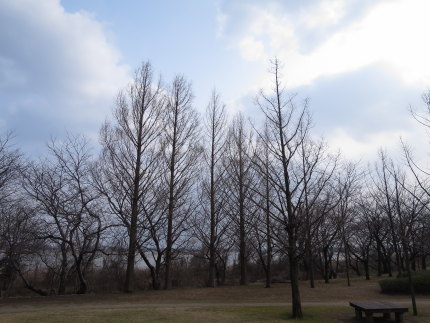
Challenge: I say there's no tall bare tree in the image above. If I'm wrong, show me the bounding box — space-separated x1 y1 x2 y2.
224 113 255 285
255 58 311 318
250 125 275 288
162 75 201 289
256 62 337 315
96 62 164 292
195 90 228 287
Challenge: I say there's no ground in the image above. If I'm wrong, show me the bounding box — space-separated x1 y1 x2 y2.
0 277 429 322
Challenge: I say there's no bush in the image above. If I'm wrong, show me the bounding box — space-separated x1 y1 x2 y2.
379 270 430 294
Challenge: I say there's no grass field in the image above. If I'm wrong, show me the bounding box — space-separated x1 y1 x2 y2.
1 278 429 322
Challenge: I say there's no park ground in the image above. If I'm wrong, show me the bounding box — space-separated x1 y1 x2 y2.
0 277 429 322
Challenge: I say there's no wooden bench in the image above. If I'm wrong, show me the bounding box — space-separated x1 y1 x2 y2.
350 301 408 322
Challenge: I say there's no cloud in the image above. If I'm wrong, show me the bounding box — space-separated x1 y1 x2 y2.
216 0 430 162
218 0 430 89
238 37 265 62
326 128 400 161
300 0 347 28
0 0 129 153
327 125 429 164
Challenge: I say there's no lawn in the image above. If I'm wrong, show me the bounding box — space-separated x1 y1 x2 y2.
1 305 430 323
1 278 429 322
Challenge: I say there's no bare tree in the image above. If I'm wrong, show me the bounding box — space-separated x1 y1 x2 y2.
162 75 201 289
23 135 104 294
255 59 311 318
403 90 430 269
372 151 403 276
255 60 341 318
298 139 338 288
250 125 275 288
335 162 361 286
135 172 166 290
0 201 46 296
315 203 340 284
0 133 33 296
194 90 229 287
349 201 373 281
224 113 254 286
0 133 21 205
389 160 421 316
96 62 164 292
372 150 422 316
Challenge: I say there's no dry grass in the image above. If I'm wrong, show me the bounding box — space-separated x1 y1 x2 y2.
1 277 429 322
1 305 429 323
0 277 418 308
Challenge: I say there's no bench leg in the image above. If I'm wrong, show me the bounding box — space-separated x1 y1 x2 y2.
395 313 404 323
383 312 390 320
355 308 363 320
365 312 374 323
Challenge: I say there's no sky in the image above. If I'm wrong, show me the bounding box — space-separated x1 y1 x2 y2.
1 0 430 162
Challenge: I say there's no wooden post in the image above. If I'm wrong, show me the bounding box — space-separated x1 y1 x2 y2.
365 311 374 323
355 308 362 320
395 312 404 323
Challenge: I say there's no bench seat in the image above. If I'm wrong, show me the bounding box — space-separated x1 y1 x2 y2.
350 301 408 323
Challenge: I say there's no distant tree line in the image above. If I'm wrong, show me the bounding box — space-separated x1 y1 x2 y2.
1 60 429 318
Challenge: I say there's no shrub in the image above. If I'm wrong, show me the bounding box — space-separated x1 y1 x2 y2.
379 270 430 294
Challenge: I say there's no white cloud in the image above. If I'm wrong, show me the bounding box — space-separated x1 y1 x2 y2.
215 1 228 38
239 36 265 62
297 0 430 88
300 0 347 28
326 124 430 163
327 128 402 161
215 0 430 162
0 0 130 152
221 0 430 89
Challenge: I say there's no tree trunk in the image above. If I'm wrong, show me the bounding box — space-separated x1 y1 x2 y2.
323 248 330 284
364 259 370 280
404 246 418 316
308 254 315 288
387 260 392 277
344 243 351 287
376 242 383 276
208 156 216 287
165 100 179 290
124 109 145 293
58 242 68 295
289 251 303 319
124 198 138 292
265 202 272 288
13 261 47 296
239 201 246 285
